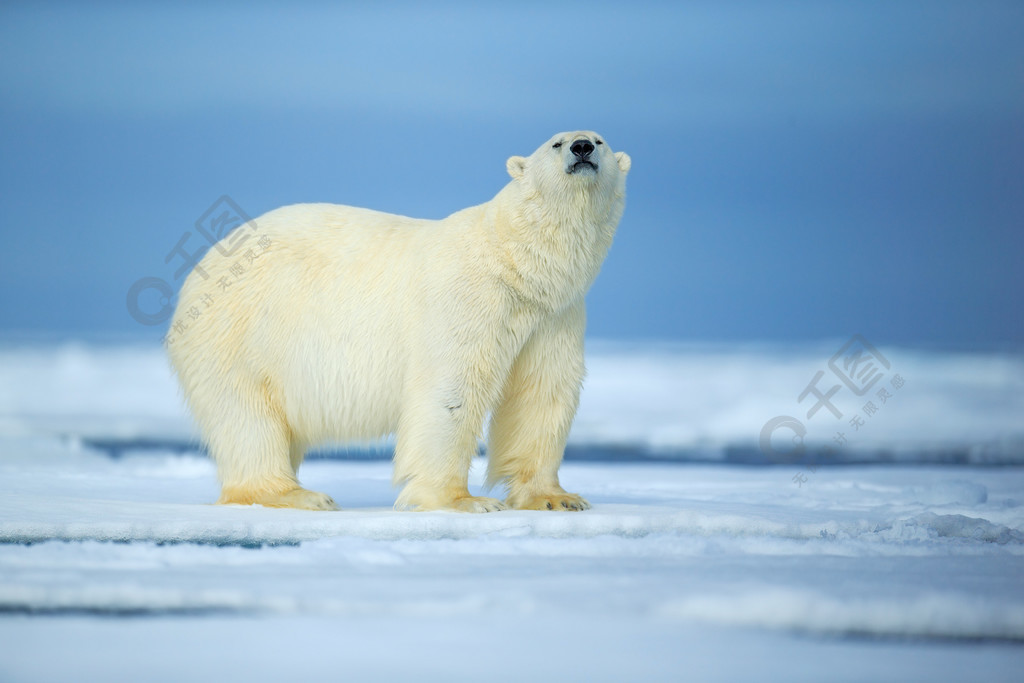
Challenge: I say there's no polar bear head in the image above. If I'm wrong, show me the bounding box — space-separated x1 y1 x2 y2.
505 131 631 206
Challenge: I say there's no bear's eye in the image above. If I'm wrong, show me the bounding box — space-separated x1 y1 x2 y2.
552 142 563 149
596 140 604 145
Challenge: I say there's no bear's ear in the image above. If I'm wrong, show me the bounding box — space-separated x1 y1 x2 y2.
506 156 527 180
615 151 631 174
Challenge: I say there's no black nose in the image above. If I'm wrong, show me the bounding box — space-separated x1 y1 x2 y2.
570 139 594 159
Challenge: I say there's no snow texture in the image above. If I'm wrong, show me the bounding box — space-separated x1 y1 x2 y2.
1 342 1023 682
1 340 1021 460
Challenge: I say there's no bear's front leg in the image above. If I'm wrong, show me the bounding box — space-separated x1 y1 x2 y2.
486 303 590 511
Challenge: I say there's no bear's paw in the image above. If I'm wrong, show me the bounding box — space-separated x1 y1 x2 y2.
513 492 590 512
219 486 340 511
447 496 508 513
273 488 340 511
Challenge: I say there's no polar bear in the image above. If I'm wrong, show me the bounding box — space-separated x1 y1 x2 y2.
167 131 630 512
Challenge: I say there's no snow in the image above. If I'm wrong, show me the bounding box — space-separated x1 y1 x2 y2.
2 339 1022 459
1 342 1023 681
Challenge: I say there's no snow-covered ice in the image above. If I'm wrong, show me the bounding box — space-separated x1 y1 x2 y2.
1 342 1022 682
2 339 1022 460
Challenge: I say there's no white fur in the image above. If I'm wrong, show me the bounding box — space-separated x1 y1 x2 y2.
167 131 630 511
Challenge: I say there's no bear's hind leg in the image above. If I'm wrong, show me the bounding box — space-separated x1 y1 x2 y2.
205 401 337 511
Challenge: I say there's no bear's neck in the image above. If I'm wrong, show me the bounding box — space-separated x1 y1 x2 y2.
487 181 622 312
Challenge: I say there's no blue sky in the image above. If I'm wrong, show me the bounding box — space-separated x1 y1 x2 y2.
1 1 1022 347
